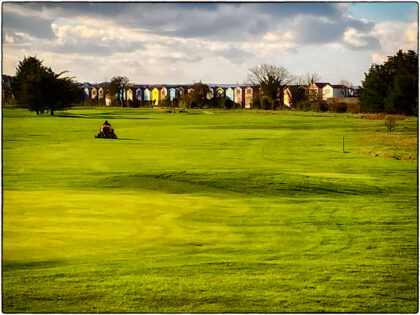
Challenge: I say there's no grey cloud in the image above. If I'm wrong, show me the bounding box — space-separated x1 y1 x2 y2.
297 19 345 44
2 31 29 44
3 3 346 41
162 55 204 64
219 47 255 64
6 2 126 18
347 19 375 32
248 20 269 36
46 40 143 56
344 35 381 51
132 5 253 40
2 10 55 39
255 2 346 20
3 2 382 51
290 12 378 47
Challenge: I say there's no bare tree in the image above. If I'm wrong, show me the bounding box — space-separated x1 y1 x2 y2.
290 74 306 86
247 64 291 110
339 79 352 87
109 76 129 106
303 72 321 85
339 80 353 97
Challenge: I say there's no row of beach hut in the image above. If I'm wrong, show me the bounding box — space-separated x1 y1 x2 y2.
79 83 358 108
80 84 257 108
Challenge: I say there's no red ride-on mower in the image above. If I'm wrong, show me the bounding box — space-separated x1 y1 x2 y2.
95 123 118 139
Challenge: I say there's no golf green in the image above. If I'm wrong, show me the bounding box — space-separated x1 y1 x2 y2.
2 107 418 312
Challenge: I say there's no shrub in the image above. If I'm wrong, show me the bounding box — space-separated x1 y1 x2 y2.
295 100 311 111
294 100 327 112
384 115 397 132
346 102 360 114
357 113 406 120
253 97 261 109
357 112 387 120
327 100 347 113
318 101 329 112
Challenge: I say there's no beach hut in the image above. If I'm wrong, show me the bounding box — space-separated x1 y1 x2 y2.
160 87 168 101
169 88 176 101
105 93 111 106
127 88 133 101
226 87 234 101
84 87 90 100
234 87 242 105
152 87 159 105
98 87 104 99
143 88 151 101
244 86 253 109
136 88 142 101
91 87 97 100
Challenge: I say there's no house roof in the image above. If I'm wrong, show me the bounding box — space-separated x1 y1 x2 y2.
315 82 331 88
331 84 347 89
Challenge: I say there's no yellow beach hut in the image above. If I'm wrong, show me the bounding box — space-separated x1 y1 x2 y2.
152 87 160 106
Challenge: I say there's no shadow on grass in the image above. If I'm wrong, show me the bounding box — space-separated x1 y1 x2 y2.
3 260 65 271
92 137 139 141
56 112 150 120
114 138 139 141
88 172 385 197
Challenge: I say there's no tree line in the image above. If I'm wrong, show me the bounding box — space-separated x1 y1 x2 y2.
4 50 418 116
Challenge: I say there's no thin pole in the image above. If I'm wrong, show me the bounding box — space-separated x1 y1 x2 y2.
343 136 345 153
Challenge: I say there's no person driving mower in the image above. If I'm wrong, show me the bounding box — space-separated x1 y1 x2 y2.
95 120 117 139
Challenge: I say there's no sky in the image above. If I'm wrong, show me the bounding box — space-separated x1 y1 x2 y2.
2 2 418 85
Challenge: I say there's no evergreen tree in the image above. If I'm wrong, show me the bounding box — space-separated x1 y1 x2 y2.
11 56 80 115
360 50 418 115
12 57 48 114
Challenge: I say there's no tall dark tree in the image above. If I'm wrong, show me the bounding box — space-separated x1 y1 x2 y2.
2 83 14 105
109 76 129 106
360 50 418 115
383 50 418 115
46 70 81 115
11 56 80 115
247 64 291 110
189 82 210 108
11 56 48 114
287 85 307 107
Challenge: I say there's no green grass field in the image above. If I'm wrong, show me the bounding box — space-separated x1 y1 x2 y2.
2 107 418 312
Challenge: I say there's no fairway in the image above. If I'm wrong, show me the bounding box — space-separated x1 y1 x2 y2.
2 107 418 312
